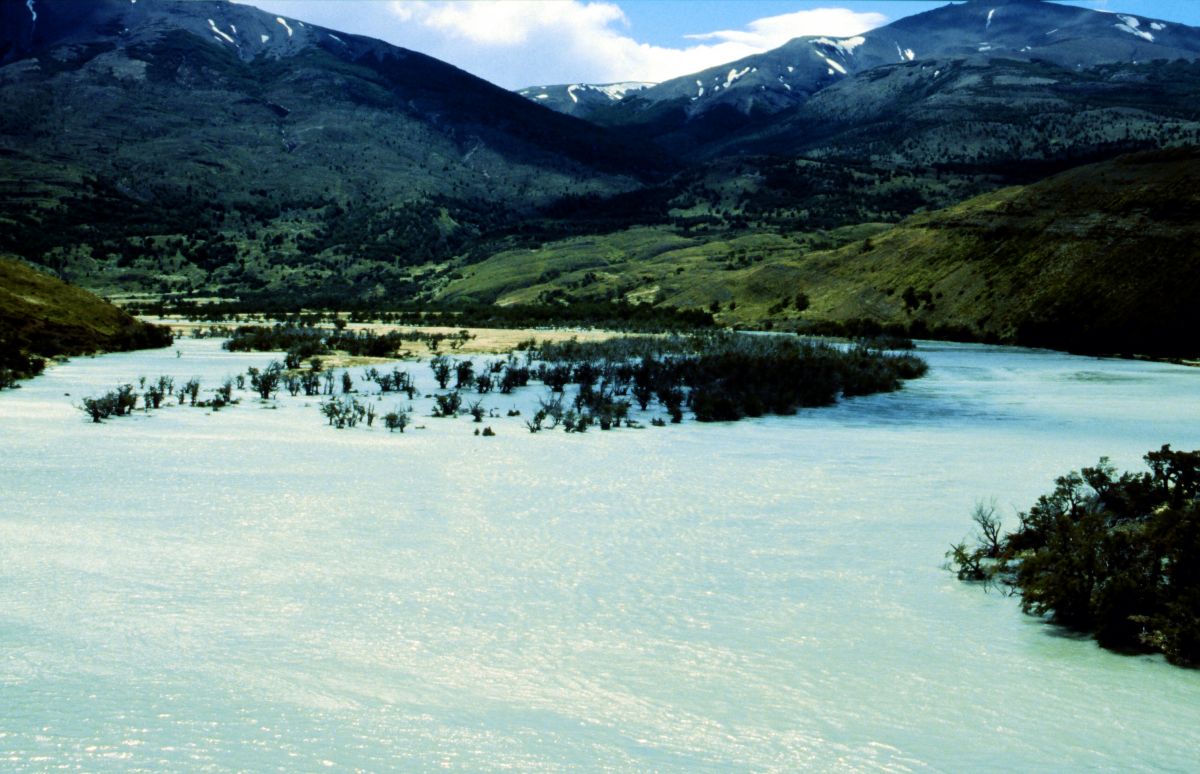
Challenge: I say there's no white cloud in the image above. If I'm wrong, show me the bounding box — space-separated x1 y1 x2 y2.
391 0 630 46
685 8 886 47
238 1 889 88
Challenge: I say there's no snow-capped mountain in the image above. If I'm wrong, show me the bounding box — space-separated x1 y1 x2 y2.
517 82 656 117
560 0 1200 123
1 0 382 64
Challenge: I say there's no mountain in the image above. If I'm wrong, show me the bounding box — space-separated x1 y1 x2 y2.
437 148 1200 357
0 0 666 303
570 0 1200 129
516 81 655 118
3 0 1198 358
712 55 1200 165
0 255 172 385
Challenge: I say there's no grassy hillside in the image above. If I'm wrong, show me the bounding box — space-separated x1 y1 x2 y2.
439 149 1200 357
0 256 172 385
793 147 1200 355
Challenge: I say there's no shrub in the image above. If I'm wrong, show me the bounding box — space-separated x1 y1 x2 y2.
947 447 1200 666
432 391 462 417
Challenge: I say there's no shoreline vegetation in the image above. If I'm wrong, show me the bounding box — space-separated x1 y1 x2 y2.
948 447 1200 667
139 302 1200 366
132 300 716 333
74 328 928 431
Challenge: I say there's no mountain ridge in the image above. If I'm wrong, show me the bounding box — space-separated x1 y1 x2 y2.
0 0 670 302
2 0 1198 357
532 0 1200 134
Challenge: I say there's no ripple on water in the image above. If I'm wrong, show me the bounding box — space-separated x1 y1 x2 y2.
1 338 1199 770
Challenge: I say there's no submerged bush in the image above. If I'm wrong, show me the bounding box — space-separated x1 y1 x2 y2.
947 446 1200 666
432 390 462 418
79 385 136 422
529 332 927 423
383 408 411 433
321 396 367 428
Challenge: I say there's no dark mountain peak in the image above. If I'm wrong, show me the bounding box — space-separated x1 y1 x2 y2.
516 82 656 117
0 0 677 304
0 0 396 66
543 0 1200 126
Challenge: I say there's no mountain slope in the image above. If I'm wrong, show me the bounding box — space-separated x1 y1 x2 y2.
0 255 172 384
0 0 666 302
437 149 1200 357
516 82 655 118
792 147 1200 356
580 0 1200 128
721 56 1200 165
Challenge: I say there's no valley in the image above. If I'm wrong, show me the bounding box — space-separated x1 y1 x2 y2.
1 0 1198 358
3 1 1200 770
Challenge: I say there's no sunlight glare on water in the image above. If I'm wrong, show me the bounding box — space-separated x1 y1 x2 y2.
1 338 1199 771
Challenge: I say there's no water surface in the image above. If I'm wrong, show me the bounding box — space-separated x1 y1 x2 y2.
2 339 1198 771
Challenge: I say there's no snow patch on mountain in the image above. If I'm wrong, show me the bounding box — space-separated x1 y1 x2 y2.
208 19 234 45
813 36 865 57
825 58 847 75
592 82 654 100
1115 15 1154 42
276 17 293 38
724 67 751 88
987 9 996 30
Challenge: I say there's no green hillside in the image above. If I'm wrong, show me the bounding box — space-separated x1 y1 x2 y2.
439 149 1200 357
0 256 172 385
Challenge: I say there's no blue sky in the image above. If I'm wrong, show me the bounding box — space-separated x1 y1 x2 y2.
237 1 1200 88
623 2 1200 47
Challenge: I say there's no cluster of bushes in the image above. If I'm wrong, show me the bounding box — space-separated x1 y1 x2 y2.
318 373 413 431
363 367 417 398
223 324 473 360
320 396 373 429
948 446 1200 666
528 332 927 423
428 355 530 394
0 345 45 389
78 374 235 422
524 390 634 434
416 332 924 432
79 384 140 423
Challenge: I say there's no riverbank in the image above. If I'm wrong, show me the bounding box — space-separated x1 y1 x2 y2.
140 315 636 358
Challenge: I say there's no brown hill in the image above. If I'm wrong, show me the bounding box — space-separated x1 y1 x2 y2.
0 256 172 385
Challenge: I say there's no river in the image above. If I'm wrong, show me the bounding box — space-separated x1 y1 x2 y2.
1 338 1198 771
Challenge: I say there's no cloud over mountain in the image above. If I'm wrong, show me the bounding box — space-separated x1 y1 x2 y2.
236 0 888 87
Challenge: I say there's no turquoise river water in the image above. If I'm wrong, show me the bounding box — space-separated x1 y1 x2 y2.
1 338 1198 771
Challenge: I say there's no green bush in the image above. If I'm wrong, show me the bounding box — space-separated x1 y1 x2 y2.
948 446 1200 666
